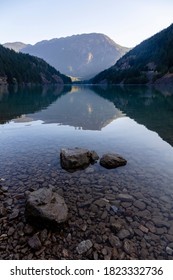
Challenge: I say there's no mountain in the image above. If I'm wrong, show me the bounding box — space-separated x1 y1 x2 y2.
20 33 129 80
92 23 173 84
3 42 28 52
0 44 71 85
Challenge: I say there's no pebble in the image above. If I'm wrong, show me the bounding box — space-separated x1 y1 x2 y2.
133 200 146 210
123 239 135 255
116 194 134 202
139 225 149 233
94 198 109 207
109 235 122 248
111 221 123 233
24 224 34 235
40 229 48 243
76 240 93 255
0 204 7 217
9 209 20 220
110 205 119 213
62 248 69 258
153 218 170 228
166 246 173 255
1 186 8 192
117 229 131 240
8 227 15 236
28 234 42 251
0 152 173 261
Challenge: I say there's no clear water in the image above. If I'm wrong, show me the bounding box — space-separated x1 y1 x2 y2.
0 84 173 206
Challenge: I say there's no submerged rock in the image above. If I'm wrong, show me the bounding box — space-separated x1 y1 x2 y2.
60 147 99 171
116 193 134 202
25 187 68 227
100 153 127 169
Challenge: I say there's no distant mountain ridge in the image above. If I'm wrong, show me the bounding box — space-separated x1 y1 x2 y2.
0 44 71 85
3 34 129 80
92 23 173 84
3 42 28 52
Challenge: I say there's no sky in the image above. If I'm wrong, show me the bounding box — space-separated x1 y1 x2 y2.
0 0 173 48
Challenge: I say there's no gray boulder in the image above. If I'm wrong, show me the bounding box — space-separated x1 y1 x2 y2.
60 148 99 171
25 187 68 227
100 153 127 169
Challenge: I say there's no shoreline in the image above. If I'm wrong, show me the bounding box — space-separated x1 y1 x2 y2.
1 165 173 260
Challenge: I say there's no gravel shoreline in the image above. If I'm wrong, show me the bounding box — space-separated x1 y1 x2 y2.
1 164 173 260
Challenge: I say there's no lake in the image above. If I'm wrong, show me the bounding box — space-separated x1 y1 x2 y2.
0 84 173 260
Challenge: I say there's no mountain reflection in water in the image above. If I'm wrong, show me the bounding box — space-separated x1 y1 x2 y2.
0 84 173 147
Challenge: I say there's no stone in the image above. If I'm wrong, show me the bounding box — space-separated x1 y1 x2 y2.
133 200 146 210
123 239 136 255
100 153 127 169
1 186 8 192
134 228 144 237
166 246 173 255
0 203 7 217
111 221 123 233
153 217 170 228
102 248 108 256
62 248 69 258
85 167 94 174
90 150 99 162
76 240 93 254
9 209 20 220
168 225 173 235
117 229 131 240
24 224 34 235
101 210 108 219
165 234 173 242
112 247 119 259
109 235 122 248
156 227 166 235
139 225 149 233
145 222 156 233
40 229 48 242
116 193 134 202
110 205 119 213
5 198 13 206
60 148 99 171
28 234 42 251
94 198 109 207
25 187 68 227
93 251 98 260
7 227 15 236
167 243 173 249
137 209 151 219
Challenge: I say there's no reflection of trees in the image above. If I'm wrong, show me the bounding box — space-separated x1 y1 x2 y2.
92 85 173 147
0 85 71 124
1 84 173 147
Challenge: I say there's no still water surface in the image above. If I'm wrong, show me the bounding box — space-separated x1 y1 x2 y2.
0 85 173 187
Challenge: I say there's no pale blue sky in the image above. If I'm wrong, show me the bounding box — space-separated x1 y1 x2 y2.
0 0 173 47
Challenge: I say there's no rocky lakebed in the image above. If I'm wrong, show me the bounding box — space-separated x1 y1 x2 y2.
0 147 173 260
